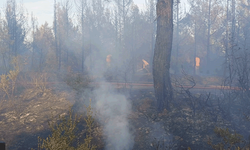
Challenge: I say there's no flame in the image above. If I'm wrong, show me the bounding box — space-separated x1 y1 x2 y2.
142 59 149 68
195 57 200 67
106 55 112 63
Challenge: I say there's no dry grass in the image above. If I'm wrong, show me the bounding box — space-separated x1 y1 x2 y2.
0 66 74 149
0 87 72 147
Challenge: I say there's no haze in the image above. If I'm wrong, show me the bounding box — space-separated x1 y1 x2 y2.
0 0 250 150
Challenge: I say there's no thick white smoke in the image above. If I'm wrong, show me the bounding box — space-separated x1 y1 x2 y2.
84 46 134 149
94 83 134 150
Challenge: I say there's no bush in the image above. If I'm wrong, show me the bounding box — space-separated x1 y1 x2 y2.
36 100 97 150
0 56 20 100
208 127 244 150
64 73 90 92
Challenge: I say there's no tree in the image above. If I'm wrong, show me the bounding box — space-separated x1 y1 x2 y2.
0 13 11 73
206 0 211 68
61 0 71 66
75 0 86 73
33 22 56 72
31 13 37 70
53 0 60 71
153 0 174 112
145 0 156 71
114 0 132 54
5 0 27 68
57 1 74 70
186 0 224 75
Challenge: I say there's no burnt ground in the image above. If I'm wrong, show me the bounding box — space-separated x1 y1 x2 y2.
0 85 172 150
0 87 74 150
0 81 232 150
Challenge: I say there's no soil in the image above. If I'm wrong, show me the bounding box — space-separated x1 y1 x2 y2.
0 84 164 150
0 88 74 150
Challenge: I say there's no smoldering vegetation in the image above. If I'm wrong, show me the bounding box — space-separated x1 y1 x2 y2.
0 0 250 150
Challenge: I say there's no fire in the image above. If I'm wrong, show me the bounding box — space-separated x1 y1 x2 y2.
106 54 112 63
106 54 112 67
142 59 149 68
137 59 150 73
195 57 200 67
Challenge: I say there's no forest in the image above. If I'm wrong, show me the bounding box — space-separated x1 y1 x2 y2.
0 0 250 149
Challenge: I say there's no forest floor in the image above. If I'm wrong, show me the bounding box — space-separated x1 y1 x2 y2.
0 87 73 150
0 84 171 150
0 74 226 150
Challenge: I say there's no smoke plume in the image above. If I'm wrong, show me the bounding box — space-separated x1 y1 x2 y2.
84 48 134 150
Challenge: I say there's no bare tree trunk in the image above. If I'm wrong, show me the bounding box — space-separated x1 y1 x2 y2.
149 0 156 72
224 0 229 77
231 0 236 46
176 0 180 74
226 0 229 58
54 0 58 71
58 35 61 71
153 0 174 112
194 20 197 75
207 0 211 70
81 0 84 73
31 13 35 70
12 0 17 57
65 0 70 66
115 9 118 51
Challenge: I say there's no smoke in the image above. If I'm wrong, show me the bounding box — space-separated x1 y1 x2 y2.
94 84 134 150
83 45 134 150
149 122 174 148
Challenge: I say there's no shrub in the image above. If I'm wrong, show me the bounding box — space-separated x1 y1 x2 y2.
64 73 90 92
36 100 97 150
208 127 244 150
0 56 20 100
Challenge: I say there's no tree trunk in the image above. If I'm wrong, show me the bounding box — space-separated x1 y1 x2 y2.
54 0 58 71
176 0 180 74
194 20 197 75
153 0 173 112
81 0 84 73
207 0 211 70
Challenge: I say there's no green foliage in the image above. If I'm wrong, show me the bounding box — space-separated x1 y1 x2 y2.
76 99 97 150
208 127 243 150
36 100 97 150
37 108 79 150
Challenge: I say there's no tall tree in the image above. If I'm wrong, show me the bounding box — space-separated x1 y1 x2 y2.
5 0 27 55
231 0 236 46
175 0 180 74
0 13 11 73
5 0 27 70
31 13 37 70
33 22 55 72
206 0 211 67
75 0 86 72
145 0 156 71
53 0 59 71
56 0 74 70
62 0 71 66
153 0 174 112
114 0 132 53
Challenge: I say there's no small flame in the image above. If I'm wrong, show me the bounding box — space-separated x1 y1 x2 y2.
195 57 200 67
106 55 112 63
142 59 149 68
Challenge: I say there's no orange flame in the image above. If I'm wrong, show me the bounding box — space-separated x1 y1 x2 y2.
195 57 200 67
142 59 149 68
106 55 112 63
